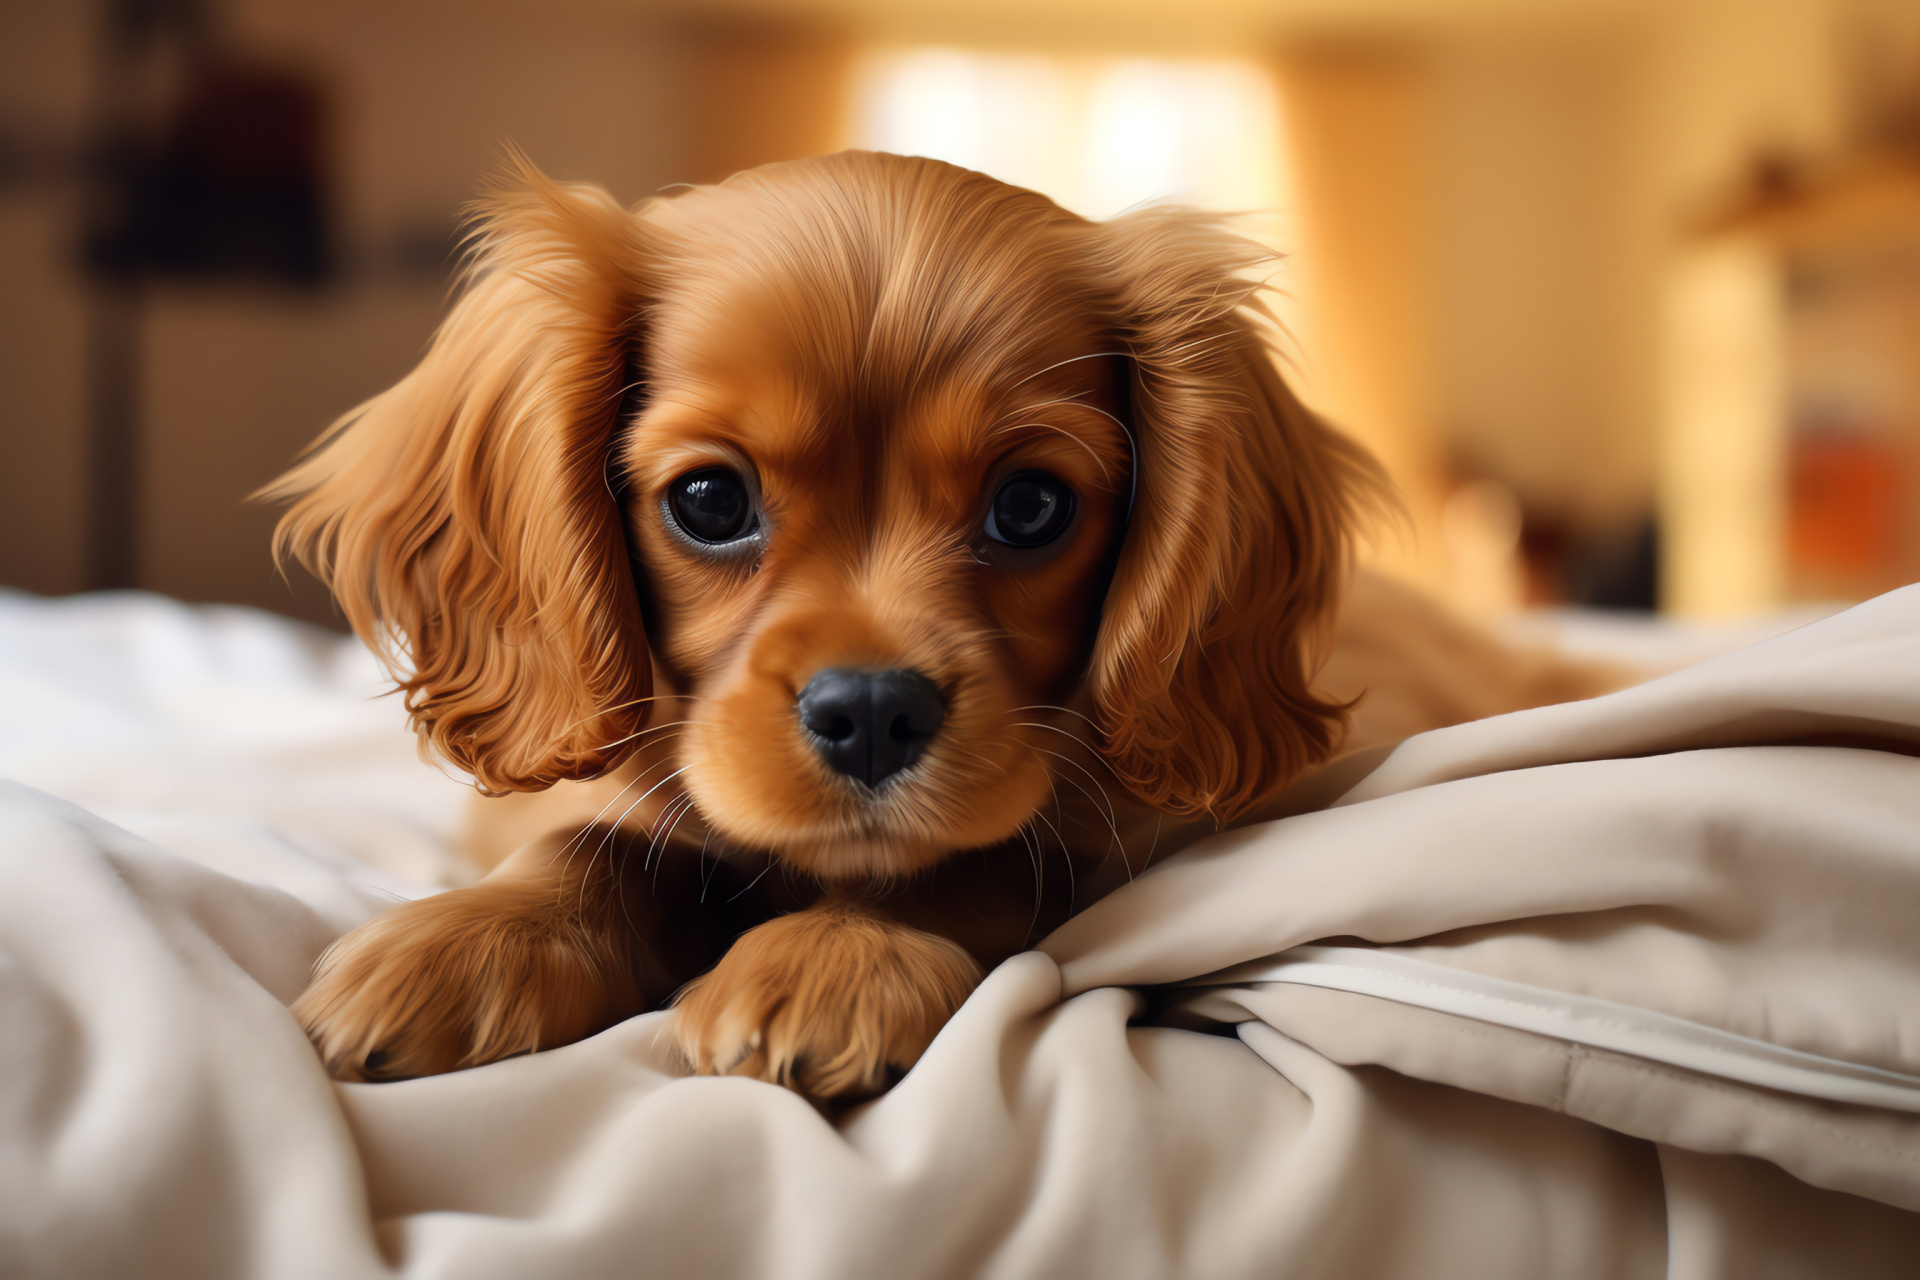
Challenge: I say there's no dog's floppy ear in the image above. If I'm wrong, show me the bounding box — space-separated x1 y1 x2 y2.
267 158 654 794
1089 209 1383 822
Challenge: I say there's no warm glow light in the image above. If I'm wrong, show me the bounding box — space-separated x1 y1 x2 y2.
851 48 1292 227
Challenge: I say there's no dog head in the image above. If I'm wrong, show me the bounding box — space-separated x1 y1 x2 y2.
272 152 1375 879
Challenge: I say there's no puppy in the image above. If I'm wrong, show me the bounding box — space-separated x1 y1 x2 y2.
271 151 1611 1101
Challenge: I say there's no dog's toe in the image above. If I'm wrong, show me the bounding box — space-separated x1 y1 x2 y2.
674 904 981 1102
293 884 640 1083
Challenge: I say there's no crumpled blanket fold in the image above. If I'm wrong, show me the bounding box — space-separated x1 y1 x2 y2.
5 587 1920 1278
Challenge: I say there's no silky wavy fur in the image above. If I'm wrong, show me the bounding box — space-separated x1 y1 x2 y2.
265 160 657 794
268 151 1381 816
1088 208 1381 820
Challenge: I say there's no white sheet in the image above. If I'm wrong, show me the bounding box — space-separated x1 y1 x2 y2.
5 588 1920 1278
0 589 473 898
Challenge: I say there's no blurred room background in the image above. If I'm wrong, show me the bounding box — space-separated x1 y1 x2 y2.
3 0 1918 630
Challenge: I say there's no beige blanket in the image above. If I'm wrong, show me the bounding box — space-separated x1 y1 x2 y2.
5 588 1920 1278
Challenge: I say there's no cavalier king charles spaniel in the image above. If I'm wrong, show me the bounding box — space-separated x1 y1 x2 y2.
271 151 1613 1102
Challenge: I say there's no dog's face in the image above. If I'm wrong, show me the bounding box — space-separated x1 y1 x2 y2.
626 244 1130 875
272 153 1370 880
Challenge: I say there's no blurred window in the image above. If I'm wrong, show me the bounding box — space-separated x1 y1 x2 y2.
850 47 1292 227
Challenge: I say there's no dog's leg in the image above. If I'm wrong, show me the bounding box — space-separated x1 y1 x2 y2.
294 824 724 1081
674 893 983 1103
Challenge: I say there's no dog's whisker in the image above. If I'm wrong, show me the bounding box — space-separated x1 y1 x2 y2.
657 799 701 883
1017 814 1044 942
695 818 723 902
1008 725 1124 824
994 381 1141 514
572 764 694 897
1023 794 1075 918
992 392 1126 439
581 790 661 917
587 729 695 759
1035 779 1079 920
1054 794 1078 914
554 773 651 886
1023 741 1133 885
1023 747 1125 856
1013 817 1046 945
1016 736 1120 821
656 809 695 890
545 694 676 741
727 852 778 904
554 751 686 876
1141 812 1164 878
641 792 681 855
1009 702 1093 719
1009 703 1106 739
649 792 700 870
592 768 694 907
646 788 693 841
1036 396 1136 453
987 421 1117 486
1005 350 1130 391
1008 713 1137 800
691 826 715 896
589 719 704 753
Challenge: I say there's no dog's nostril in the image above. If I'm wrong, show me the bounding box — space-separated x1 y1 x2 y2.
888 712 934 744
796 667 946 788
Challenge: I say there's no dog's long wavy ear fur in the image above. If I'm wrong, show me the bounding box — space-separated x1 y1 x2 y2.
1090 209 1385 823
264 159 654 794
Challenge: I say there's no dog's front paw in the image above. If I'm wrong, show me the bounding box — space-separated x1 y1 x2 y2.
674 905 982 1102
293 881 638 1081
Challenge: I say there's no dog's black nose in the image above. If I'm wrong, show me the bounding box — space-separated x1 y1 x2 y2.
796 667 945 788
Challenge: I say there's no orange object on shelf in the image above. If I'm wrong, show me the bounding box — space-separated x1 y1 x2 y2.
1786 431 1904 595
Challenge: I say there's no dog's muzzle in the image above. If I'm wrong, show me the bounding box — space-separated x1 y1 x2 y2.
796 667 945 788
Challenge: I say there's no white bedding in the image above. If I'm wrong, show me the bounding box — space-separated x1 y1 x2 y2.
3 588 1919 1278
0 590 474 900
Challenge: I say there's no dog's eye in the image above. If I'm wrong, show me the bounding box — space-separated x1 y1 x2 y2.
666 468 757 544
984 471 1075 548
